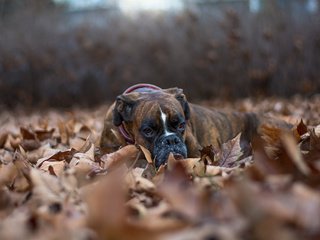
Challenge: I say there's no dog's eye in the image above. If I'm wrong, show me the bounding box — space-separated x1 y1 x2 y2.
142 127 154 137
177 122 186 132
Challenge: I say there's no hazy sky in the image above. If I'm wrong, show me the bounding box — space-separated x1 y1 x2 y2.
54 0 318 13
119 0 183 12
54 0 183 11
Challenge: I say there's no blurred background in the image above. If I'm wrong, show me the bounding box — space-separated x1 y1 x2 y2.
0 0 319 108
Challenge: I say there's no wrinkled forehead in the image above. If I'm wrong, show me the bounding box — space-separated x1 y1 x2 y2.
135 98 184 125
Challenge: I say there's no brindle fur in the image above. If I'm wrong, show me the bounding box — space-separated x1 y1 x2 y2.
100 88 290 158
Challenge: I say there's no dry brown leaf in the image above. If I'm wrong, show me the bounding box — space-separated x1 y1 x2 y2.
200 145 217 164
125 170 155 193
0 161 18 187
296 119 308 137
100 145 140 171
20 139 41 151
69 152 103 185
40 161 66 176
20 127 36 140
83 174 127 239
30 167 65 204
75 125 92 140
5 134 21 150
0 149 14 164
157 162 201 220
142 163 156 180
218 133 243 167
248 136 280 180
35 128 55 141
36 148 77 168
302 127 320 165
84 143 95 159
69 137 86 151
11 152 32 190
280 131 310 175
58 120 69 145
0 130 8 148
18 145 27 158
179 158 206 176
139 145 153 164
206 165 234 176
167 153 176 171
290 183 320 230
152 164 166 184
310 127 320 151
26 143 56 164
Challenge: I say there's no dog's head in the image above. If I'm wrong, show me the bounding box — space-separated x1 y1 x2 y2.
113 87 190 168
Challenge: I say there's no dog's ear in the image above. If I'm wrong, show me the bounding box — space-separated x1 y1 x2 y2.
113 93 139 126
164 88 190 120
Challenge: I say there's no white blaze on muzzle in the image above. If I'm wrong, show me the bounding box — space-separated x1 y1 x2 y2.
159 107 174 137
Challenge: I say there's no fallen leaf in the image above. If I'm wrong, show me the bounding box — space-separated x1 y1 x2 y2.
296 119 308 137
280 131 310 175
199 145 217 164
0 130 8 148
100 145 140 171
69 152 103 185
40 161 66 176
139 145 153 164
218 133 243 167
20 127 36 140
180 158 205 176
36 148 77 168
157 162 201 220
167 153 176 171
58 120 69 145
35 128 55 141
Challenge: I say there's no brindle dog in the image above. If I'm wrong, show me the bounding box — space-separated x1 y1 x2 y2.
100 84 290 168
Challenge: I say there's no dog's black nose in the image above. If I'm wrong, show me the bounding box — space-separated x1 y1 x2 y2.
163 135 180 146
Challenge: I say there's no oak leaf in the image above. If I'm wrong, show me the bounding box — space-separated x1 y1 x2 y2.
218 133 244 167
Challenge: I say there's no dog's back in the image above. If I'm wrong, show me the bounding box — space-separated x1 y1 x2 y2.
187 103 292 152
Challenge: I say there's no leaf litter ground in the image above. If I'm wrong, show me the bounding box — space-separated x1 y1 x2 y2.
1 96 320 240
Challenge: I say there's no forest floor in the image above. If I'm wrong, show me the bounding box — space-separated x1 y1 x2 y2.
1 96 320 240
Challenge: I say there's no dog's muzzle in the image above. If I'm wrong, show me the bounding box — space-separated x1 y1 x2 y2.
153 134 187 168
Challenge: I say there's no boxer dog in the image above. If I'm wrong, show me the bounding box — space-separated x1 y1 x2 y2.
100 84 290 168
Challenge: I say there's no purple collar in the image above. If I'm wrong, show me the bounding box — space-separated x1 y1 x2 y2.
118 83 162 144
